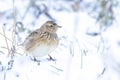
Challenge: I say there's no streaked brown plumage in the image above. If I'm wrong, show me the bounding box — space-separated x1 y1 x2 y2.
23 21 61 58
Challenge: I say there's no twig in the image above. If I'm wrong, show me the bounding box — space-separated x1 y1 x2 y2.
12 0 16 47
2 27 10 54
50 65 63 72
3 67 6 80
8 0 17 57
1 46 23 56
0 32 12 42
4 0 17 71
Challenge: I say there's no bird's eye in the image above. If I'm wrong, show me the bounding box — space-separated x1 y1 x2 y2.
50 25 53 27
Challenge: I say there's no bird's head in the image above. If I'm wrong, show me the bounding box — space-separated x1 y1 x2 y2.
41 21 61 33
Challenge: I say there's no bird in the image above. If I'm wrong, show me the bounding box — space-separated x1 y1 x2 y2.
23 21 61 61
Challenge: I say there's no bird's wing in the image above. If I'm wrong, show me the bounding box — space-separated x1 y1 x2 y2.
23 29 40 51
39 32 50 41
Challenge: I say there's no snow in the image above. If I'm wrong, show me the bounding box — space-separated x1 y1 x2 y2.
0 0 120 80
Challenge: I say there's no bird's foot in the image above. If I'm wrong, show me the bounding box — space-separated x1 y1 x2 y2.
30 57 41 65
47 55 56 61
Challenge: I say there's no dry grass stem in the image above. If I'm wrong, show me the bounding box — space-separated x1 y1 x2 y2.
2 27 10 54
0 32 12 42
12 0 16 46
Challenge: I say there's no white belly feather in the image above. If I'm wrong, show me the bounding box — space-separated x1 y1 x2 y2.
29 44 56 58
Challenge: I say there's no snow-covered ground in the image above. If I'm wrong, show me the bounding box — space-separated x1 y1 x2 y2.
0 0 120 80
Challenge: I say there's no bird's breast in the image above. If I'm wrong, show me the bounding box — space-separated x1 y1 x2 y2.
28 37 58 58
30 43 57 58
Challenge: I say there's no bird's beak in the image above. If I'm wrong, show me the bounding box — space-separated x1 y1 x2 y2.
57 26 62 28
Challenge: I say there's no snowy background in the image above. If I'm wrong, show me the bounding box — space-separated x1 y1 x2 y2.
0 0 120 80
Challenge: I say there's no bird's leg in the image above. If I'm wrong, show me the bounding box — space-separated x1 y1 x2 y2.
48 55 56 61
33 57 41 65
30 56 41 65
33 57 37 61
30 56 36 61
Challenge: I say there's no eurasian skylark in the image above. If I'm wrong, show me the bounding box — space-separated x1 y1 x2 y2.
23 21 61 61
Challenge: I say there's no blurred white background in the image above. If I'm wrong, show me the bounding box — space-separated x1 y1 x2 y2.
0 0 120 80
